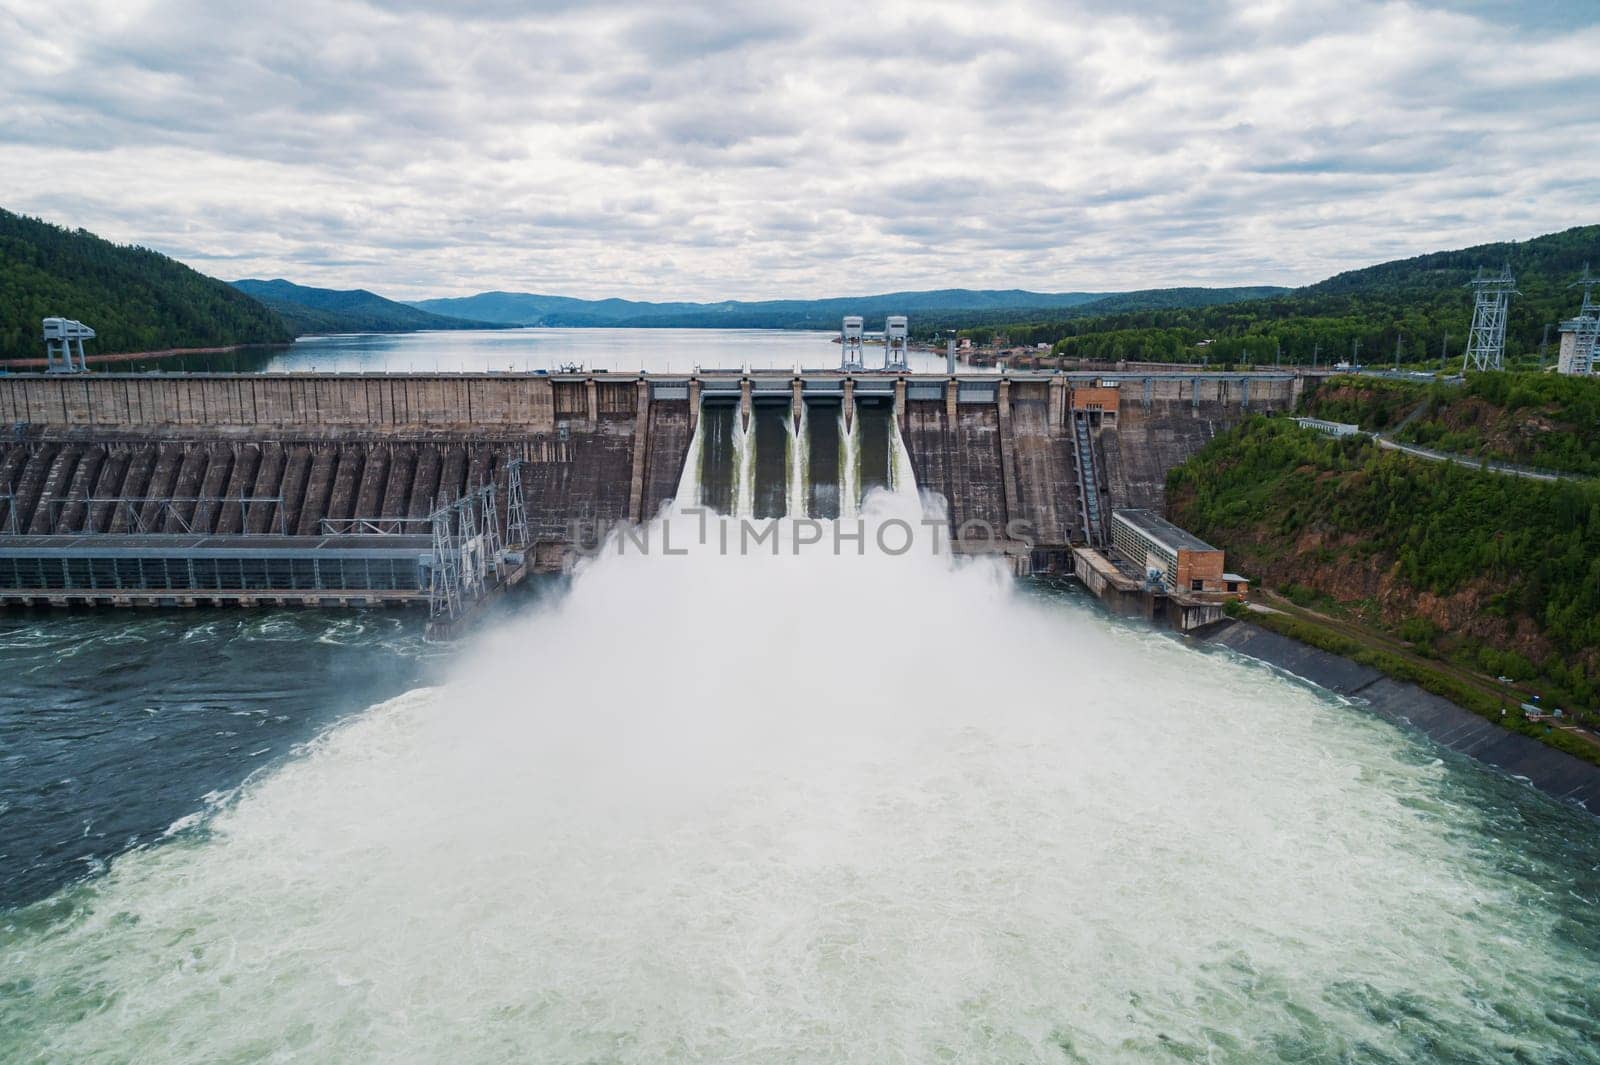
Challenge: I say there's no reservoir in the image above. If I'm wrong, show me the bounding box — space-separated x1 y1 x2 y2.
1 334 1598 1063
145 327 976 375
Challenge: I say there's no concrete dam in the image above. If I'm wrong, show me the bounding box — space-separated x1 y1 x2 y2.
0 369 1307 616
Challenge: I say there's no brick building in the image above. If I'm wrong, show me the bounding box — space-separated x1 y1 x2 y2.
1110 509 1248 599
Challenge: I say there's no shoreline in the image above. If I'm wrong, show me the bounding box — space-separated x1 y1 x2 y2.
0 342 290 369
1195 618 1600 812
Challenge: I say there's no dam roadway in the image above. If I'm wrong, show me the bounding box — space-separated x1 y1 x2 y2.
0 368 1314 613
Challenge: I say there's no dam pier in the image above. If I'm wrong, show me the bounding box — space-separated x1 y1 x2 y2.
0 368 1313 632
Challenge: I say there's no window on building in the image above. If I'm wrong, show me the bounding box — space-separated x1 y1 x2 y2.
1226 581 1239 592
1190 579 1204 591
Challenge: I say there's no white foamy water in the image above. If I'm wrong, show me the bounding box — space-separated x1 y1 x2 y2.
3 495 1598 1063
838 407 861 519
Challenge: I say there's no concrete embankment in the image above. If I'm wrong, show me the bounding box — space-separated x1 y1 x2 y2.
1195 619 1600 811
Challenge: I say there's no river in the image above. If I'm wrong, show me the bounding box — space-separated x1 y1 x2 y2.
1 333 1597 1063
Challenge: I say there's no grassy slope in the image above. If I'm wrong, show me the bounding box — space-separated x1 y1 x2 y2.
0 209 292 359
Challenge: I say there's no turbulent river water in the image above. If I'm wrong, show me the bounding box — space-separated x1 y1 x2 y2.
2 490 1599 1063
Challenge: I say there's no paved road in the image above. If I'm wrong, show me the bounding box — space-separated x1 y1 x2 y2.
1298 416 1578 482
1371 435 1576 482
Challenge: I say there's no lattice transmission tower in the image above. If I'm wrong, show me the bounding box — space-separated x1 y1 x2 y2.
1461 263 1518 372
1563 263 1600 376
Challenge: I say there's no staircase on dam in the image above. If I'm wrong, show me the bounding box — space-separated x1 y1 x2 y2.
1071 413 1108 549
0 368 1310 607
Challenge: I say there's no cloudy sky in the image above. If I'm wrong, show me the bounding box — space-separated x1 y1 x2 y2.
1 0 1596 302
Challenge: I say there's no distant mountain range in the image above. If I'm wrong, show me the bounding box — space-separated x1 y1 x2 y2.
229 279 501 336
407 286 1289 330
217 279 1291 337
4 203 1591 361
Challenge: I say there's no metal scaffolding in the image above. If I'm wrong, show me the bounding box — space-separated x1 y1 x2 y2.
428 500 462 621
48 495 287 535
1559 264 1600 376
504 458 529 548
1462 263 1518 372
479 481 502 576
320 516 433 535
426 462 526 622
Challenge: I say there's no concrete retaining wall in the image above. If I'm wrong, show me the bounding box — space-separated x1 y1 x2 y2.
0 373 562 431
1199 619 1600 812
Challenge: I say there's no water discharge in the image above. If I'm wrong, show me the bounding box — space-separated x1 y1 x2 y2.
789 401 811 520
734 408 756 518
674 410 705 512
697 402 738 516
838 404 860 519
750 404 789 519
3 494 1599 1062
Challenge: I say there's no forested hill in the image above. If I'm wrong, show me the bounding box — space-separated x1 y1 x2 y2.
231 279 499 336
1168 416 1600 754
410 285 1286 330
0 209 292 361
411 288 1110 327
981 224 1600 365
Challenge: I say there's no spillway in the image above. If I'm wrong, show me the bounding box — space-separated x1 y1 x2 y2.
789 401 811 519
838 404 860 518
681 393 916 520
673 409 704 510
696 400 739 515
855 397 896 497
750 403 789 519
804 399 838 519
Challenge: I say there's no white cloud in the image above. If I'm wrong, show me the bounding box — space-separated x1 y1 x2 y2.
0 0 1595 300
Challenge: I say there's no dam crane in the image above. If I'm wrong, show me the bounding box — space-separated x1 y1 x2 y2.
839 316 865 371
883 315 909 371
42 317 94 373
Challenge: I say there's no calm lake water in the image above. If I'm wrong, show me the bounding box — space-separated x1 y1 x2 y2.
155 327 979 375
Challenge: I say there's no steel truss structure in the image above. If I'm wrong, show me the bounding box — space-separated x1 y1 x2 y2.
47 495 287 536
1562 263 1600 376
1462 264 1518 372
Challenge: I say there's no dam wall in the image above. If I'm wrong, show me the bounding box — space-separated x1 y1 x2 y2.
894 373 1300 562
0 436 526 540
1096 375 1301 513
0 370 1308 590
0 372 570 432
900 394 1009 539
